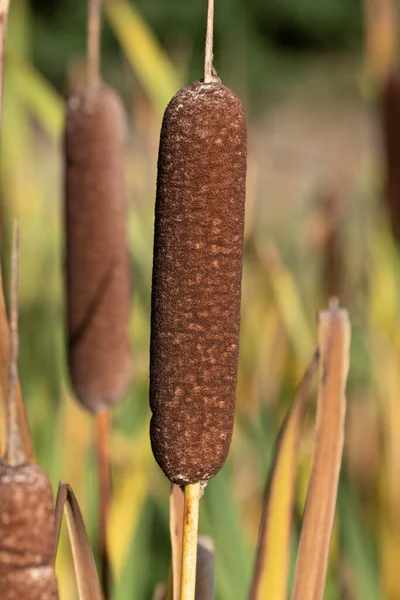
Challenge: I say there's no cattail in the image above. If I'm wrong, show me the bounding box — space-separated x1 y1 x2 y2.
149 78 247 486
64 3 131 596
64 84 131 412
382 65 400 241
0 227 59 599
0 463 59 599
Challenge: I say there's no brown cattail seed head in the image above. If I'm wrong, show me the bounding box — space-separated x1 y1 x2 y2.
0 462 59 598
64 85 131 412
382 66 400 241
150 81 247 486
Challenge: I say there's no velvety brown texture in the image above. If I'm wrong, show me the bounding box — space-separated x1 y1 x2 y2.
0 463 59 598
382 67 400 242
65 85 132 412
0 567 59 599
150 81 247 485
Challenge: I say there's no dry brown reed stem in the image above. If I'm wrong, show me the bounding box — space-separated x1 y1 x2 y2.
0 239 34 461
291 302 350 600
150 81 247 485
88 0 101 87
181 482 201 600
204 0 214 83
6 222 23 466
0 226 59 599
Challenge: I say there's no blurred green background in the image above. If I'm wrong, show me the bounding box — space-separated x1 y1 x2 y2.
1 0 400 598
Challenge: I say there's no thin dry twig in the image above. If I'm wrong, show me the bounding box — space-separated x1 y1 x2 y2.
87 0 101 86
180 482 201 600
5 222 24 467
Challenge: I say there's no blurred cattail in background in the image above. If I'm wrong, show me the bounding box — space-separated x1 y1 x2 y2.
63 0 131 595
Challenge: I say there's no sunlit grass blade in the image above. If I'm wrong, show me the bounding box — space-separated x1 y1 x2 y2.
54 482 102 600
105 0 182 115
7 48 64 141
291 302 350 600
249 351 318 600
259 242 314 372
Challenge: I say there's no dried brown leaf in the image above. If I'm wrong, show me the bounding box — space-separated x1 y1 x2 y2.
291 303 350 600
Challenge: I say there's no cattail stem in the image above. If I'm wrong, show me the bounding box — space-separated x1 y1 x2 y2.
180 482 201 600
0 0 10 136
204 0 214 83
96 409 111 600
87 0 101 87
6 222 25 467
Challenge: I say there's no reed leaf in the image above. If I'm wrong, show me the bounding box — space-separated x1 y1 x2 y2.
105 0 182 115
249 351 318 600
291 303 350 600
54 483 102 600
259 242 314 373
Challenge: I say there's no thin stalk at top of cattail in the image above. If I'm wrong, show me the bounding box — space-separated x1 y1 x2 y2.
204 0 214 83
87 0 101 87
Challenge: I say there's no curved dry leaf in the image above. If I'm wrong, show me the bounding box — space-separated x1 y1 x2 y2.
54 483 102 600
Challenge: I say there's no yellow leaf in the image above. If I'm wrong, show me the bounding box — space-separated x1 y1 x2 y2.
105 0 182 115
259 242 314 374
8 49 64 141
249 352 318 600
